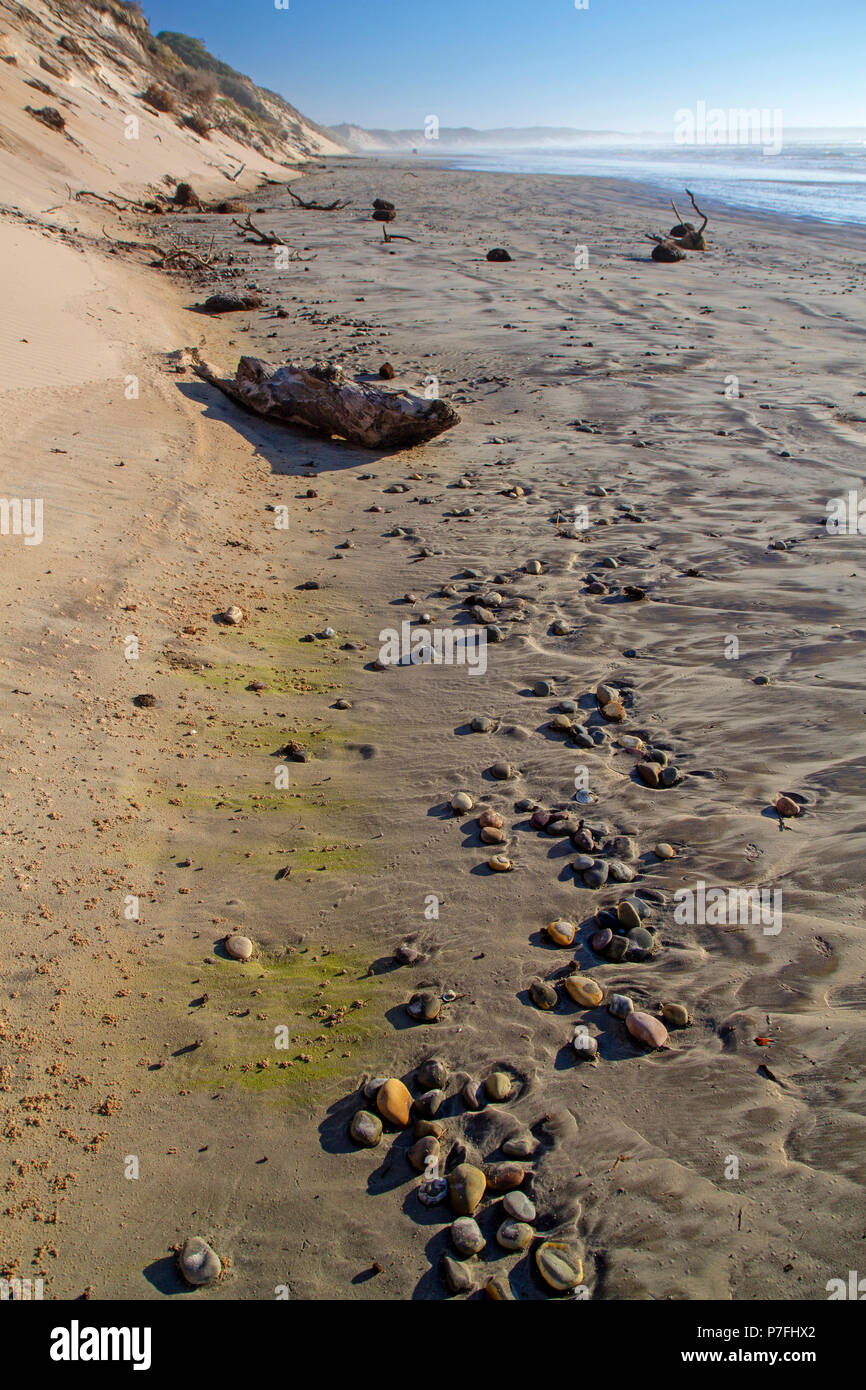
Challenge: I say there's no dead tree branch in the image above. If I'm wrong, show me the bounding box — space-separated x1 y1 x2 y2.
287 184 350 211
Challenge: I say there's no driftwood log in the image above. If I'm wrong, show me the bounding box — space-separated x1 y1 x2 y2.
646 188 709 259
189 353 459 449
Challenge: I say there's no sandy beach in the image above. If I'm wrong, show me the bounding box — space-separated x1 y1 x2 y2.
3 80 866 1297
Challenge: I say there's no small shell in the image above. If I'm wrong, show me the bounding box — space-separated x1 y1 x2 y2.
545 918 576 947
417 1178 448 1206
626 1011 669 1049
488 854 513 872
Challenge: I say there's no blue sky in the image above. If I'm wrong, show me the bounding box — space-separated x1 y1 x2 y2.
141 0 866 132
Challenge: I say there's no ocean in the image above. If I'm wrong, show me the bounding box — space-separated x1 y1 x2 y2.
437 142 866 228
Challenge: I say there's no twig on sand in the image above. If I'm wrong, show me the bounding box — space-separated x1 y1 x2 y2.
287 184 351 211
381 226 417 244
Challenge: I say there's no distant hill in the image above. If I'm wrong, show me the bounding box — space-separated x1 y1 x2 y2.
331 123 631 152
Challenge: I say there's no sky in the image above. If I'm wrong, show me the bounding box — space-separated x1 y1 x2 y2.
141 0 866 133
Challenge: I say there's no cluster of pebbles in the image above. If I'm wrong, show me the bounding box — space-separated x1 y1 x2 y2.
347 1059 585 1297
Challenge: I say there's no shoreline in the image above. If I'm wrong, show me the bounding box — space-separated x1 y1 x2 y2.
327 153 866 238
3 155 866 1299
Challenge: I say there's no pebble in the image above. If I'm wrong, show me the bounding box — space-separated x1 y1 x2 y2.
178 1236 222 1286
486 625 505 643
572 827 594 852
596 683 618 705
604 935 629 962
654 842 676 859
608 993 634 1019
637 761 660 788
349 1110 383 1147
363 1076 388 1100
223 933 254 961
591 927 613 953
549 714 573 733
488 854 513 872
394 944 421 965
564 974 604 1008
660 1001 692 1028
515 797 535 812
376 1078 412 1127
448 1163 487 1215
481 825 506 845
775 794 802 818
659 766 679 788
414 1089 445 1118
626 1011 669 1049
409 1135 441 1172
471 715 496 732
503 1190 536 1222
222 605 243 626
490 760 513 780
530 808 551 830
407 991 441 1022
524 560 543 574
418 1178 448 1205
415 1118 445 1139
334 698 352 710
583 860 609 889
559 699 578 714
608 859 635 883
552 620 570 636
502 1134 537 1159
601 700 626 722
617 899 643 931
545 918 576 947
417 1058 449 1090
462 1079 484 1110
536 1242 584 1291
441 1254 475 1295
572 1029 599 1061
530 979 558 1010
572 853 594 872
485 1071 513 1102
533 680 552 697
497 1220 534 1251
485 1161 525 1191
451 791 473 814
451 1217 485 1256
627 927 656 960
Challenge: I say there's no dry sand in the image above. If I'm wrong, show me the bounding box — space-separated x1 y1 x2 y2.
2 152 866 1301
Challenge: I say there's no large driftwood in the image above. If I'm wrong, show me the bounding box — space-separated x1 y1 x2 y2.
189 353 459 449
